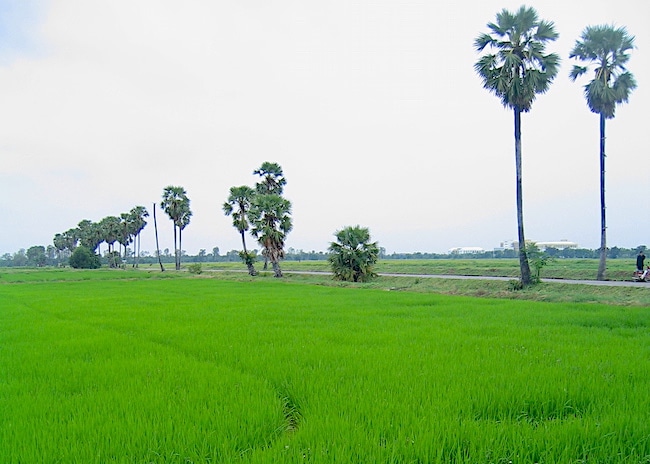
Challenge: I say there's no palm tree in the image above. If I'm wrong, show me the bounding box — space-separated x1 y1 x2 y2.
254 161 286 195
100 215 122 268
129 206 149 268
77 220 103 254
161 185 192 270
328 225 379 282
223 185 258 276
117 212 135 266
249 193 292 277
569 25 636 281
474 6 560 286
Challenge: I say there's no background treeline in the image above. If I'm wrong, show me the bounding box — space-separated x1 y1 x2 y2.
1 245 646 268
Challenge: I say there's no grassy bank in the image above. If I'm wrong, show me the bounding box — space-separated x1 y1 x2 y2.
189 258 639 281
2 272 650 462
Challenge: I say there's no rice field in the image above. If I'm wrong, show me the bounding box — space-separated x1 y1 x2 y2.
1 272 649 463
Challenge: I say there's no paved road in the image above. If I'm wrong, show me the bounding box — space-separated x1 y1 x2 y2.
282 270 650 288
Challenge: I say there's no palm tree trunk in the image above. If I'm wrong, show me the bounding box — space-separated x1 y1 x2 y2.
173 225 179 271
177 226 182 271
597 113 607 280
514 109 532 285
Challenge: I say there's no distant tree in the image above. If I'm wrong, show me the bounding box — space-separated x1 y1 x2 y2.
77 220 103 253
474 5 560 286
249 193 292 277
117 212 134 265
129 206 149 268
569 25 636 281
26 246 47 267
328 225 379 282
100 215 122 267
69 246 101 269
161 185 192 270
223 185 258 275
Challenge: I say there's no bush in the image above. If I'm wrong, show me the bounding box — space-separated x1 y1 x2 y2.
328 225 379 282
188 263 203 275
69 246 101 269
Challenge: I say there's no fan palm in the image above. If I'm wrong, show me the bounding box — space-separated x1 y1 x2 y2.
249 193 292 277
161 185 192 270
254 161 286 195
569 25 636 280
474 5 560 286
223 185 257 275
328 225 379 282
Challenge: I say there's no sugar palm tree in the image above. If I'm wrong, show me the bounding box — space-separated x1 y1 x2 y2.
129 206 149 268
474 6 560 286
569 25 636 281
223 185 257 276
100 215 122 268
328 225 379 282
249 193 292 278
161 185 192 270
254 161 286 195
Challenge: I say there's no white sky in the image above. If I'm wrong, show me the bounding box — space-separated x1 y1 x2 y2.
1 0 648 256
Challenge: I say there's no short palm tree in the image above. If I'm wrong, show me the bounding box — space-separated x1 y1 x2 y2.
223 185 258 276
328 225 379 282
474 5 560 286
569 25 636 281
249 193 292 278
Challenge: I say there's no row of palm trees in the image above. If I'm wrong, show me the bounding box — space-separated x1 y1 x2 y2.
223 162 293 277
53 206 149 267
475 6 636 284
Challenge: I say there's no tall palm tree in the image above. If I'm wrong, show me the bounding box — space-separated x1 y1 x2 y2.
249 193 292 278
569 25 636 281
118 212 134 266
129 206 149 268
100 215 122 268
254 161 286 195
474 6 560 286
161 185 192 270
223 185 258 276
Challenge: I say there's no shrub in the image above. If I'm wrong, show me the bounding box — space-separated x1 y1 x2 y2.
328 225 379 282
188 263 203 275
69 246 101 269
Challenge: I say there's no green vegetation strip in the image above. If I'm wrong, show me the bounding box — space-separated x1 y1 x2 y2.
1 272 649 463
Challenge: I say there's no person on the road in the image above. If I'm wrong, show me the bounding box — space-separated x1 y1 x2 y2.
637 251 648 280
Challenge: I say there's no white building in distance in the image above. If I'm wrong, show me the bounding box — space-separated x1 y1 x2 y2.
448 246 485 255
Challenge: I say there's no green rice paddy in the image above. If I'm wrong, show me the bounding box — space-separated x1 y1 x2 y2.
1 271 649 463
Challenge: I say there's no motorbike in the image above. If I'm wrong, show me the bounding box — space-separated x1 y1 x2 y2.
633 266 649 282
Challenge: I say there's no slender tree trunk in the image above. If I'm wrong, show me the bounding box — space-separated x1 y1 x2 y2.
174 225 179 271
178 227 182 271
153 203 165 272
597 114 607 280
514 109 532 285
240 230 257 276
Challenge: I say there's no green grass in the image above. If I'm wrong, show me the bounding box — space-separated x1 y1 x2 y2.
2 272 650 463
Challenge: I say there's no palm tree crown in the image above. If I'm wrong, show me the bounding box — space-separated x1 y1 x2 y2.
569 25 636 118
474 5 560 111
254 162 286 195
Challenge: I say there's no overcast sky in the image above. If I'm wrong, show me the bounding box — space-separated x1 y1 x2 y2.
1 0 648 256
